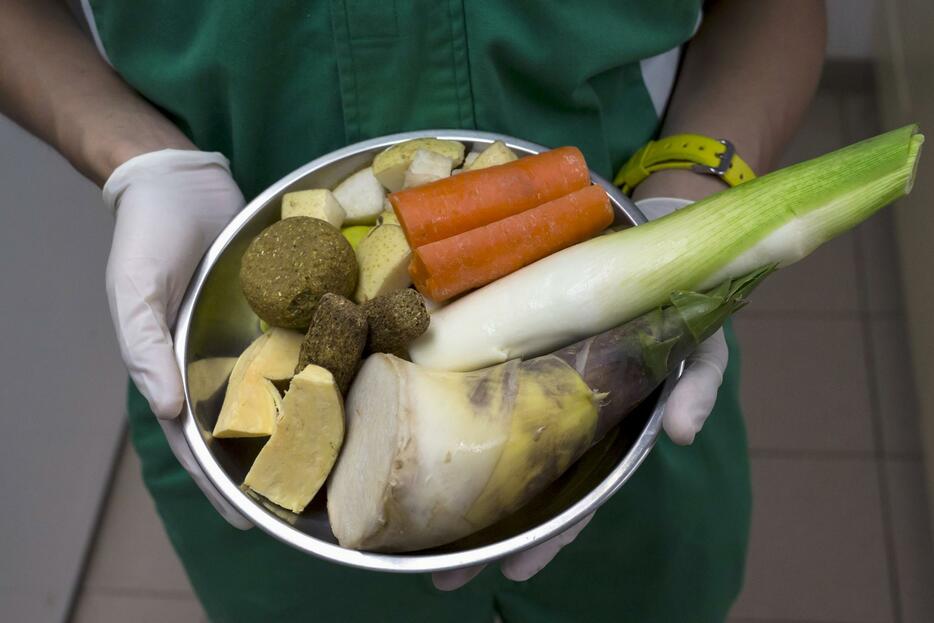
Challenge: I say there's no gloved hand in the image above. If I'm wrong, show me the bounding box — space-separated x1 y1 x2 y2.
104 149 251 529
432 195 728 590
432 514 595 590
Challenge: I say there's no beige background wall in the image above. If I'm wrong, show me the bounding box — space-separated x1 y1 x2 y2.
0 116 126 622
875 0 934 534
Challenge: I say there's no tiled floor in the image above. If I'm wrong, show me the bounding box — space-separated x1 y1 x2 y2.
70 89 934 623
71 443 207 623
728 89 934 623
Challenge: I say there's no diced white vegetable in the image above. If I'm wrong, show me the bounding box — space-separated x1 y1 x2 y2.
281 189 346 228
402 149 453 189
372 139 465 192
333 167 386 225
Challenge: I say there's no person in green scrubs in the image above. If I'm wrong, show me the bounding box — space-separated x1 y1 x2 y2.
0 1 826 621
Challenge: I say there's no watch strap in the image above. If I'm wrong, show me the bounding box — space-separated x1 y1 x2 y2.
614 134 756 194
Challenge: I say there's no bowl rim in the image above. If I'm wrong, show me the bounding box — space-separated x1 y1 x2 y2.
174 129 674 573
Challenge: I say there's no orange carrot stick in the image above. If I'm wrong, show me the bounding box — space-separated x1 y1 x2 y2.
410 185 613 302
390 146 590 249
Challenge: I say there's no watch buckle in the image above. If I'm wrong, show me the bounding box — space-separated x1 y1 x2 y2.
692 139 735 177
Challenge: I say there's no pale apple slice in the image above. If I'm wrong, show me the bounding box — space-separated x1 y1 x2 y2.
333 167 385 225
244 365 344 513
463 150 481 168
341 224 372 250
466 140 518 170
281 189 346 228
353 223 412 303
372 139 465 192
379 200 399 226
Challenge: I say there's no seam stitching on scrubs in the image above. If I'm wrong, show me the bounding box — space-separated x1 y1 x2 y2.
329 0 359 143
458 0 478 129
390 0 400 39
447 0 474 130
342 2 362 141
446 0 465 128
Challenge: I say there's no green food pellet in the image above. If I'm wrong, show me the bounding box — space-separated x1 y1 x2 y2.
240 217 357 330
296 293 368 394
362 289 430 359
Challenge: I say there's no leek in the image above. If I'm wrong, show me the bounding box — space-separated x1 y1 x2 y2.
409 125 923 372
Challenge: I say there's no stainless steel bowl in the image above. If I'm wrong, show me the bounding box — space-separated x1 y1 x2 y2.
174 130 677 573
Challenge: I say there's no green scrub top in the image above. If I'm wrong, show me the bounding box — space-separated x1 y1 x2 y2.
88 2 751 621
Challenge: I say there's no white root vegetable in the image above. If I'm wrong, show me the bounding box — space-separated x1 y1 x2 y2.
418 291 445 314
327 353 598 552
410 126 924 371
333 167 385 225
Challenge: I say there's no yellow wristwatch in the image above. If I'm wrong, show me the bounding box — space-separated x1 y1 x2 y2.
614 134 756 195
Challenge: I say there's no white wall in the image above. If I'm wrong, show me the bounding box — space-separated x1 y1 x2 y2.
0 115 126 622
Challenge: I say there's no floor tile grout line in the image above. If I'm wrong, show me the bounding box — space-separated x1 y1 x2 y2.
748 448 877 461
849 136 904 623
740 309 861 320
748 447 924 461
740 308 903 321
64 423 128 623
881 454 927 464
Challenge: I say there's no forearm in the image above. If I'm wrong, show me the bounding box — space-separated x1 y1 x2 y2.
0 0 193 186
635 0 827 202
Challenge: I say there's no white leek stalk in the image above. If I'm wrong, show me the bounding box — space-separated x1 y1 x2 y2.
410 125 923 371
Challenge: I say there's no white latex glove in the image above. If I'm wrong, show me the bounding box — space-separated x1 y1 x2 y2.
433 195 728 590
104 149 251 529
433 514 594 590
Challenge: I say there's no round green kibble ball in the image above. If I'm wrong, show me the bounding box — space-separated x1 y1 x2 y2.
240 217 358 329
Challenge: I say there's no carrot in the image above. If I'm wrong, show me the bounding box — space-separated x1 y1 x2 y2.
410 185 613 302
389 146 590 248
